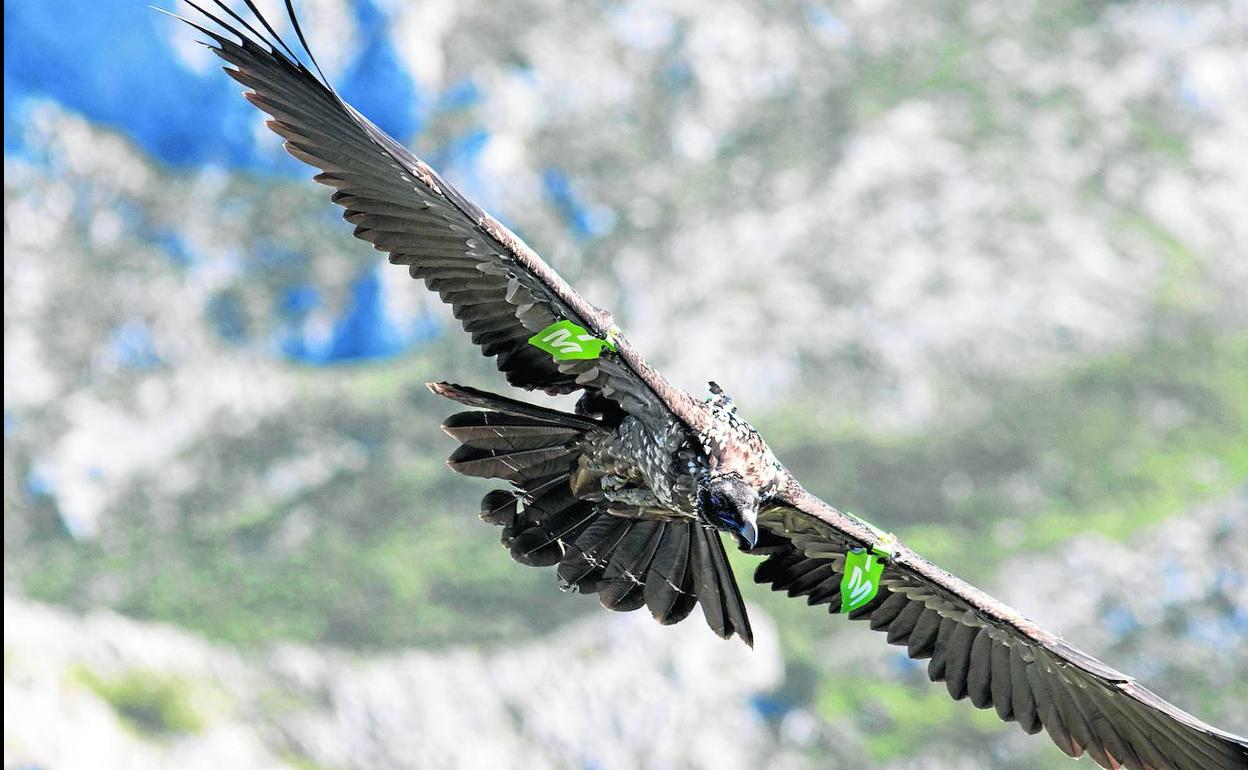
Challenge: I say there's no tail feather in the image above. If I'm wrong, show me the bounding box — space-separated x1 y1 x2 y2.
434 382 597 485
446 444 577 483
429 381 752 645
643 523 699 625
690 525 731 638
442 412 585 451
598 521 666 612
480 489 518 524
507 482 599 567
557 516 633 591
428 382 599 428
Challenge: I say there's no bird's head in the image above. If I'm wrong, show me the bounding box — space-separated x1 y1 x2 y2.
697 472 760 548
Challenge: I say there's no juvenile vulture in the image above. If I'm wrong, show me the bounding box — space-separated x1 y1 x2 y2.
166 2 1247 767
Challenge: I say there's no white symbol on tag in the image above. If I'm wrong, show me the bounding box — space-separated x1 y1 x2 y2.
540 327 595 355
846 565 874 607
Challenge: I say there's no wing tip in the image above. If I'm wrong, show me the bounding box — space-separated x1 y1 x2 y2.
427 381 455 397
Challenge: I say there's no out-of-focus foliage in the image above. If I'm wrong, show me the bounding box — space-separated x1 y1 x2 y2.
4 0 1246 768
72 666 208 737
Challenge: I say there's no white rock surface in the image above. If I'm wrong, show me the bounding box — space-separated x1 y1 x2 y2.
4 597 782 770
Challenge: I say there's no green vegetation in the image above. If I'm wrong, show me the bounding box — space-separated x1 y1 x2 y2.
73 667 206 737
817 674 1003 762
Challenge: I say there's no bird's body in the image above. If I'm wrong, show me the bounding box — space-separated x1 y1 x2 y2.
572 386 782 522
573 412 696 515
168 3 1248 767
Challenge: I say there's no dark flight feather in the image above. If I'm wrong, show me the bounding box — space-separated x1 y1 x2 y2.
906 609 942 659
643 523 698 625
689 525 729 638
943 621 976 701
558 516 632 590
441 412 585 452
701 526 753 647
1027 658 1080 758
1010 643 1043 734
599 521 665 612
884 600 925 645
785 561 837 598
868 591 910 630
989 638 1014 721
479 490 518 526
966 627 994 709
927 616 958 684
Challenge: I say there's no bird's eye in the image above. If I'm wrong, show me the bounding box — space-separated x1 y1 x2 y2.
700 487 740 530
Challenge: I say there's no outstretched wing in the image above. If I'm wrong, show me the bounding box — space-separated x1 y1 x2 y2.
169 1 703 430
755 482 1248 770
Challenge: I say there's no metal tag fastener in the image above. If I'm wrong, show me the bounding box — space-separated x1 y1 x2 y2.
529 320 617 361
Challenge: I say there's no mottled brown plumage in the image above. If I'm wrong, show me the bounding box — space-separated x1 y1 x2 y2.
171 2 1248 767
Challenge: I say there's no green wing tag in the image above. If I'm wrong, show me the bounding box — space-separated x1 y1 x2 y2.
529 320 617 361
840 549 886 614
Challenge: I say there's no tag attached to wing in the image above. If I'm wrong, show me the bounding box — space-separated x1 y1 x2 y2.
529 320 618 361
837 511 896 613
840 549 887 613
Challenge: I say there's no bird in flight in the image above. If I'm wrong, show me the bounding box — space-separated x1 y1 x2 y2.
167 3 1246 768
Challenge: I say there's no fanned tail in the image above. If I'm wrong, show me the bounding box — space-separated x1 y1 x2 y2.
429 382 753 645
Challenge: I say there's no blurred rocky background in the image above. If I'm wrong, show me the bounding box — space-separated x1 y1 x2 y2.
4 0 1246 768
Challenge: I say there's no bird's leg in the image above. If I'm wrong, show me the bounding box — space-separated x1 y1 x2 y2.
569 461 602 498
605 505 690 522
599 483 692 521
601 485 662 507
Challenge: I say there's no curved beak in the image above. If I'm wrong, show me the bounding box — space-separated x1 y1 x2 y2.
736 516 759 549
